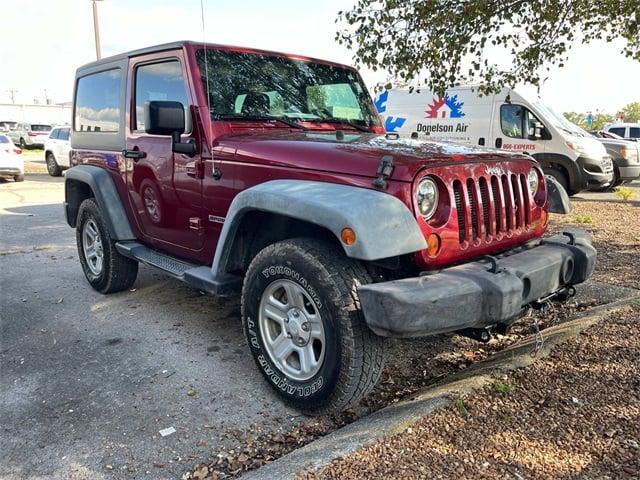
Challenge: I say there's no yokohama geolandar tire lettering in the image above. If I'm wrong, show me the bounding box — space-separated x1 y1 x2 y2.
241 238 385 414
76 198 138 294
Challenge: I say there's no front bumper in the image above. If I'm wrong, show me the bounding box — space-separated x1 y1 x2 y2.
359 230 596 338
618 165 640 181
577 154 614 188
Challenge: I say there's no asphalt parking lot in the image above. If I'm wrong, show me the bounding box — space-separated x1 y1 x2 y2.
0 175 302 479
1 174 638 480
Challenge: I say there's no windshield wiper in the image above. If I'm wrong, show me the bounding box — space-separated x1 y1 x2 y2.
307 118 370 133
214 114 307 130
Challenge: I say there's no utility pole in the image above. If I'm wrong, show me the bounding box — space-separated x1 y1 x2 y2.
91 0 103 60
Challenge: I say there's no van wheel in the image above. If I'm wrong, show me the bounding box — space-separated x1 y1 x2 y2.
46 152 62 177
241 238 385 414
76 198 138 293
545 167 569 193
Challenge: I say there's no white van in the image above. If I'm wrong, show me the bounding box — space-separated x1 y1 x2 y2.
375 87 614 194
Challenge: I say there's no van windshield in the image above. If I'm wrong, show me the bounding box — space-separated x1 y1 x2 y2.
195 49 379 130
532 102 585 136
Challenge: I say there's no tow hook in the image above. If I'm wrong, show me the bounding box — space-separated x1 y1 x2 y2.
458 326 494 343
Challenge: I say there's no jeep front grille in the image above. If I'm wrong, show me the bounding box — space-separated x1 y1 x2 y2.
454 173 531 244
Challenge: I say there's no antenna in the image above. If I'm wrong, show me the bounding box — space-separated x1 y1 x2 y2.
200 0 211 113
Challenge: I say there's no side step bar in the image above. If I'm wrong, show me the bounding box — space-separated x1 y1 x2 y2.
115 241 242 296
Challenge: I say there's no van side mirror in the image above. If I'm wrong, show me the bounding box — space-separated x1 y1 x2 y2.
144 101 196 157
528 121 550 141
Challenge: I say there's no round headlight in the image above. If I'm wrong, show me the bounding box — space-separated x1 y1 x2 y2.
528 169 539 195
416 177 439 220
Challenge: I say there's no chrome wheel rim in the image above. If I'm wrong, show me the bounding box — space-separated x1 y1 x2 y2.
82 219 104 275
258 279 325 381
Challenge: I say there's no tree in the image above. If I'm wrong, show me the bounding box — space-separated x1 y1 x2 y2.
563 111 614 131
619 102 640 123
336 1 640 95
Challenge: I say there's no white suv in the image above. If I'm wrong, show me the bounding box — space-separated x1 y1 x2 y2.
44 127 71 176
603 123 640 142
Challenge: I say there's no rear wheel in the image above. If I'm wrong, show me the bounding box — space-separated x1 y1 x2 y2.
46 152 62 177
241 238 385 414
76 198 138 293
19 138 26 149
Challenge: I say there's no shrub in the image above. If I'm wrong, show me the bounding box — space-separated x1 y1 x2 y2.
614 186 636 201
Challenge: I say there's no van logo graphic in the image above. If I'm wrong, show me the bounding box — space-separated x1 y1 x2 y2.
426 94 465 119
374 90 407 133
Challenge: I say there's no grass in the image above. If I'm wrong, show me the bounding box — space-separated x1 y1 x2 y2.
614 186 636 202
454 397 470 418
574 214 594 224
490 380 516 395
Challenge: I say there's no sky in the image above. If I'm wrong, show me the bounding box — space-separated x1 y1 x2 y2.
0 0 638 114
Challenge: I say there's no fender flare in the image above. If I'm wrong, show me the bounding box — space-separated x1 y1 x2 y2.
210 180 427 278
531 153 583 192
64 165 136 240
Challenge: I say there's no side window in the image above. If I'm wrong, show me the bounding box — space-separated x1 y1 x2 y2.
75 69 122 133
134 60 189 131
609 127 626 137
50 128 59 139
59 128 70 141
629 127 640 139
500 104 524 138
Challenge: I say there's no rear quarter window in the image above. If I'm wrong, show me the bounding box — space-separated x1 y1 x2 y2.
75 69 122 133
629 127 640 138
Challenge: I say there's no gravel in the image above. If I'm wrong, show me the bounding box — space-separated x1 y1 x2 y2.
549 198 640 290
304 303 640 479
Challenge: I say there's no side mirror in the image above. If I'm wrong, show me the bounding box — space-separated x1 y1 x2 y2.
144 101 196 157
528 122 550 141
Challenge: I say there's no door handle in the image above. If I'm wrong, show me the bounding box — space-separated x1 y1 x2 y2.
495 137 503 148
122 149 146 160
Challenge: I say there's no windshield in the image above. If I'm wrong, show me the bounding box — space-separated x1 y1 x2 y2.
532 102 585 136
195 49 379 129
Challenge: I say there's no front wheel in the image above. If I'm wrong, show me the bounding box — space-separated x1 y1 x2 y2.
76 198 138 293
241 238 385 414
46 152 62 177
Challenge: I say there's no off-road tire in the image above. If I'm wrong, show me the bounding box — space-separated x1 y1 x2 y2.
241 238 385 414
76 198 138 293
46 152 62 177
14 175 24 182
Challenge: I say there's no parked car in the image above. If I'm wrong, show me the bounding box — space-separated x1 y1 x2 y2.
374 87 614 195
7 123 51 148
44 126 71 176
64 41 596 414
0 121 18 133
603 122 640 142
0 133 24 182
590 130 640 187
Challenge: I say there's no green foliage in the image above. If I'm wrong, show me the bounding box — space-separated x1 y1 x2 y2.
619 102 640 123
490 380 516 395
336 1 640 96
454 397 470 418
563 111 614 131
574 214 594 224
614 186 636 201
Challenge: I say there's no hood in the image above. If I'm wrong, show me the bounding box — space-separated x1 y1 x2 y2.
216 131 532 181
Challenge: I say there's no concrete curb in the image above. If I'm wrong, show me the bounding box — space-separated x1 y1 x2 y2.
244 295 640 480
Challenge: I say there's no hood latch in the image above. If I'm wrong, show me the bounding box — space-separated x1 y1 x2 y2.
372 155 394 190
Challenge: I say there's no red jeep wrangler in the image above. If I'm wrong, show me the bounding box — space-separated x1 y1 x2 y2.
65 41 595 413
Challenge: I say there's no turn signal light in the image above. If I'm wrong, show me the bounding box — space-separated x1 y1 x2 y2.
426 233 441 257
341 227 357 245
